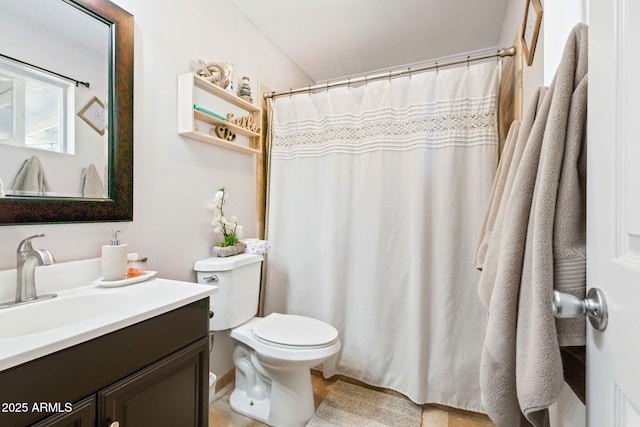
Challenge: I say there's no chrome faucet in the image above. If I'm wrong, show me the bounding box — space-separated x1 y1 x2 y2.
15 234 55 304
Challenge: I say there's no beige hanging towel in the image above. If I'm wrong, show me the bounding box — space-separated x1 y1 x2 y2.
474 119 520 270
477 85 548 307
478 23 588 427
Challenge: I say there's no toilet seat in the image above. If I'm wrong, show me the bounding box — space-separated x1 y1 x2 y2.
231 315 341 364
252 313 339 349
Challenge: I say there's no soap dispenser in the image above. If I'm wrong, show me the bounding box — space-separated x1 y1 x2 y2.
102 229 128 281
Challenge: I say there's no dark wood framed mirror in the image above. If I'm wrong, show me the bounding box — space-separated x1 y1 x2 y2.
0 0 133 224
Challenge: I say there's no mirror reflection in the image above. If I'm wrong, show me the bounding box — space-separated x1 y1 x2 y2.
0 0 110 198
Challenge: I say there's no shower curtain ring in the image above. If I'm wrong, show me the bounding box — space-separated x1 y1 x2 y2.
436 62 439 74
408 66 412 79
467 56 470 70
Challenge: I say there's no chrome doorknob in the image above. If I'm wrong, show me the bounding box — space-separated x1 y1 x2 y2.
552 288 608 331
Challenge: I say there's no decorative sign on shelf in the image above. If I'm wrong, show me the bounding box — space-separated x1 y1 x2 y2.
226 113 260 133
78 96 106 135
213 125 236 142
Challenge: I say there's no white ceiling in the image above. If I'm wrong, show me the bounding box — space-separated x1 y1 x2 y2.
232 0 511 83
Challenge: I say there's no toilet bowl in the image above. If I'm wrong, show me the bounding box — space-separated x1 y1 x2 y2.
194 254 341 427
229 314 340 426
233 313 340 366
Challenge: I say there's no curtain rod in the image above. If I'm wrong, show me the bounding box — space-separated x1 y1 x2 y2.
265 46 516 99
0 52 90 88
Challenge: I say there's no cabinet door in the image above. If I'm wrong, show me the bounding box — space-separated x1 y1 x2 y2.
31 397 95 427
98 338 209 427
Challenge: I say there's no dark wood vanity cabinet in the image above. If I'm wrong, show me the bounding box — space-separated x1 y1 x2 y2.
0 299 210 427
98 339 208 426
31 397 95 427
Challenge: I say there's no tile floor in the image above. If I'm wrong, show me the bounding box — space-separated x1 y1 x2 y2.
209 373 495 426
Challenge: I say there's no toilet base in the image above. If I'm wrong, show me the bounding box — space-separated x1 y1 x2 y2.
227 317 340 426
229 388 271 424
230 370 316 427
230 343 316 426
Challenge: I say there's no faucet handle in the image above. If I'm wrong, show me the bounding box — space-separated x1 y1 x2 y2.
17 234 45 252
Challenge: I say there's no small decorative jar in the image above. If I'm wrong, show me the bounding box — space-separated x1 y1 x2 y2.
238 76 252 102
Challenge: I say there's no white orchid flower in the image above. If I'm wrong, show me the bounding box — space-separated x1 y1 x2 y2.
210 187 243 247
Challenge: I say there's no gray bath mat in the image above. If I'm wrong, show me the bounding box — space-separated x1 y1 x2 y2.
306 380 422 426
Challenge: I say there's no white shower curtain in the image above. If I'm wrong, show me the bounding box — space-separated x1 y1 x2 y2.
265 61 499 412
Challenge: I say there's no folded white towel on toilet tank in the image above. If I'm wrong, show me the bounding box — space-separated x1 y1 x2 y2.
242 239 270 254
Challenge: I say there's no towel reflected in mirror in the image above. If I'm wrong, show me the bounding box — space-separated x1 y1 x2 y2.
80 163 105 198
10 155 50 194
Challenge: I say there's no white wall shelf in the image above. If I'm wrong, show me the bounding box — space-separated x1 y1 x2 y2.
178 73 262 154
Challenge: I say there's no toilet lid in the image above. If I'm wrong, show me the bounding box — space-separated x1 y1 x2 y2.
252 313 339 347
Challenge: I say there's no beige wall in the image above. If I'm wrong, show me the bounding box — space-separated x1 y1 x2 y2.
499 0 587 116
498 0 545 114
0 0 311 278
0 0 314 379
0 0 590 398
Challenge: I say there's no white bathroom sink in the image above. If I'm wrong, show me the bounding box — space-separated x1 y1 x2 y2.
0 291 134 339
0 265 217 371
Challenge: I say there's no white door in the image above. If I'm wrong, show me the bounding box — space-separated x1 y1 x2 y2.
587 0 640 425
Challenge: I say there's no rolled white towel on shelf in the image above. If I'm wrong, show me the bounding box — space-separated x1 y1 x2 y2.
242 239 270 254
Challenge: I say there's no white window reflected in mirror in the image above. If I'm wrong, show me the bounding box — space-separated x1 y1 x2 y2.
0 59 75 154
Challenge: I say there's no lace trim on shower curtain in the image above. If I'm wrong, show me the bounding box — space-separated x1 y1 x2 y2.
271 95 498 159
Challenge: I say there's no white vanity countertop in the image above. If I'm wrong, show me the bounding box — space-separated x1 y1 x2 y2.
0 259 217 371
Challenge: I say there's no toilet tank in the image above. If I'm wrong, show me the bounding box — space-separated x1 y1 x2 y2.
194 253 263 331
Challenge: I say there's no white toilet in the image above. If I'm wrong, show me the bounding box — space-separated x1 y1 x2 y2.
194 253 341 427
